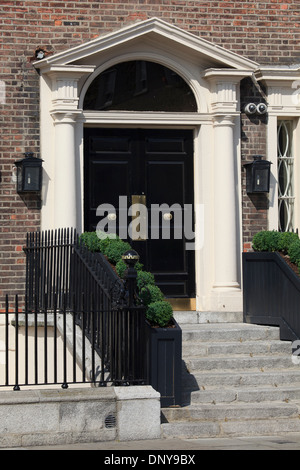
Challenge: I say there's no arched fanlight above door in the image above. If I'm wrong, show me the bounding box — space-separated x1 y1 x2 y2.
83 60 197 112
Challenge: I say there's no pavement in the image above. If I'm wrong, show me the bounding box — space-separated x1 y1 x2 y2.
4 434 300 451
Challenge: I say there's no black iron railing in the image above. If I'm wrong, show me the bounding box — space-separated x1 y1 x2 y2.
1 292 146 390
0 229 147 390
71 243 125 313
24 228 76 311
24 228 124 312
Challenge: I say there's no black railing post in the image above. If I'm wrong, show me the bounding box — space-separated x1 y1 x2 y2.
122 249 140 307
121 250 147 385
14 295 20 391
5 295 9 386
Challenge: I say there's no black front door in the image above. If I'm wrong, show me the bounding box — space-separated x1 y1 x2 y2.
84 128 195 299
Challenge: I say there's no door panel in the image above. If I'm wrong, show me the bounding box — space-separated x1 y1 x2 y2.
84 128 195 298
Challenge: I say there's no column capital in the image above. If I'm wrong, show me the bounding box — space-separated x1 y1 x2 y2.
203 69 251 114
212 114 237 127
50 110 83 124
39 65 95 114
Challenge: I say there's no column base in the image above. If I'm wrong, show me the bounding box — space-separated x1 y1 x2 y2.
209 287 243 312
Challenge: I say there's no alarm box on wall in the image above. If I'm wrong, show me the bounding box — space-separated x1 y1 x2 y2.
244 155 272 194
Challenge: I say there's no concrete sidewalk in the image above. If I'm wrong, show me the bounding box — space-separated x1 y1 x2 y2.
6 434 300 450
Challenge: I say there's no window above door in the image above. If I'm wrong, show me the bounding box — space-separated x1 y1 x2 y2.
83 60 197 112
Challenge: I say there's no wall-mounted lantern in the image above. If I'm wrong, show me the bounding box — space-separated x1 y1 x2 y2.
244 155 272 194
14 152 43 193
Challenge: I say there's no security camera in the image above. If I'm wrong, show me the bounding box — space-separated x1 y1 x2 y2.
244 103 257 115
256 103 268 115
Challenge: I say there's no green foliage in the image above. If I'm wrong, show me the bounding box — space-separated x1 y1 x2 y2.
115 259 127 279
79 231 101 252
252 230 300 261
146 301 173 327
96 230 117 240
140 285 164 306
252 230 281 252
288 240 300 264
277 231 299 254
105 239 132 265
98 233 119 255
134 261 144 272
136 270 155 290
79 231 119 253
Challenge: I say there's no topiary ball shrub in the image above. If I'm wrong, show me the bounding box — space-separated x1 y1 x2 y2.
146 300 173 327
140 285 164 306
105 239 132 265
79 231 102 252
252 230 281 252
136 270 155 290
98 233 119 255
116 259 143 279
288 239 300 264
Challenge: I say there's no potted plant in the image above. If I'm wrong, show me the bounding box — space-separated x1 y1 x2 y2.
139 283 182 408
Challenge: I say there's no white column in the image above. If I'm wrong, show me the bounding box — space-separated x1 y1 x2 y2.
213 114 240 290
52 111 80 230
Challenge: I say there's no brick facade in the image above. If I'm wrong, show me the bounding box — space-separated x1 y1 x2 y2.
240 77 268 249
1 0 300 297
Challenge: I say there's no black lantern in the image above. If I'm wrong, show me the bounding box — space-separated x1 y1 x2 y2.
14 152 43 193
245 155 272 194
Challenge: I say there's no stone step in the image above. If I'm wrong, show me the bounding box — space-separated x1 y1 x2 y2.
162 318 300 439
182 339 292 357
183 384 300 405
173 311 243 324
161 401 300 439
161 415 300 439
181 323 280 343
185 354 295 373
162 401 299 423
183 370 300 388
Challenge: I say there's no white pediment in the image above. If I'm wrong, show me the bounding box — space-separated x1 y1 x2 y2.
34 17 258 72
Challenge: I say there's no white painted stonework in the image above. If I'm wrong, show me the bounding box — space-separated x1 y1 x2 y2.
33 18 300 312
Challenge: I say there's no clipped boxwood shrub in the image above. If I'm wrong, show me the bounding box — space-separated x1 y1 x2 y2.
140 285 164 306
115 259 127 279
79 231 119 253
288 240 300 264
116 259 144 279
252 230 299 256
277 231 299 254
105 239 132 265
136 270 155 290
252 230 281 252
146 301 173 327
98 233 119 255
79 231 101 252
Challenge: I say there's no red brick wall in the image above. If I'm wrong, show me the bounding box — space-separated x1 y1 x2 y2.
1 0 300 297
240 78 269 250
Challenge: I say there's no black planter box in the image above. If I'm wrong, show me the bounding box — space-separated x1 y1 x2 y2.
146 318 182 407
243 251 300 341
